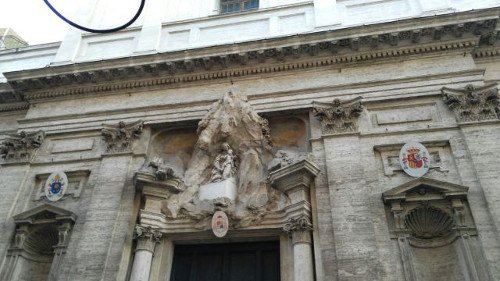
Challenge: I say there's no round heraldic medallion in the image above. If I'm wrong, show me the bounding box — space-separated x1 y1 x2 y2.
399 142 431 178
211 211 229 238
44 171 68 202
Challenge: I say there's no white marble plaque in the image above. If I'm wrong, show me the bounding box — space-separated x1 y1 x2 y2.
199 178 237 202
44 171 68 201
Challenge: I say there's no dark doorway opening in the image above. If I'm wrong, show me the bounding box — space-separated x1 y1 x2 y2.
170 241 280 281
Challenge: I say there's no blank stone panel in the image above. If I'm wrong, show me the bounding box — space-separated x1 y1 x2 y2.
341 0 413 25
199 19 270 44
160 30 191 50
369 102 441 128
279 13 307 34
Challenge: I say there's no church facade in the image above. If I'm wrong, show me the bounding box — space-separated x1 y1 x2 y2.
0 1 499 280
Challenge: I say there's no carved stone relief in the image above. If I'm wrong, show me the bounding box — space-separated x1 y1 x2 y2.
383 178 484 281
137 91 280 228
312 97 363 134
0 205 77 281
0 130 45 161
101 120 143 152
442 83 499 122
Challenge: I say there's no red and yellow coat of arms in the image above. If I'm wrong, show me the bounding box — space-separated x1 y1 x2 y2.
399 142 430 177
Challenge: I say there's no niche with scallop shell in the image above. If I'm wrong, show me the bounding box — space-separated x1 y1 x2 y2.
404 206 456 247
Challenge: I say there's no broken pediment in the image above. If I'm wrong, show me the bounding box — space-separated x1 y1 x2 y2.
13 204 77 225
382 177 468 203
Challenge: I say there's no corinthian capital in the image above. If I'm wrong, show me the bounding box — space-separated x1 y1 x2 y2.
134 225 162 243
283 215 313 233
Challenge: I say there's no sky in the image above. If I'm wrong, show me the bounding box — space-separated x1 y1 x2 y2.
0 0 142 45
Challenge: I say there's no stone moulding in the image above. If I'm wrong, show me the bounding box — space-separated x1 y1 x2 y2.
441 83 499 122
4 11 498 100
0 130 45 162
312 96 363 134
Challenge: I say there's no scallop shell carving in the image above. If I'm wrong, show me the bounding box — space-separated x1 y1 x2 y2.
404 206 454 239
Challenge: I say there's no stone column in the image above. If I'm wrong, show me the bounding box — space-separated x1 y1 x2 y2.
284 216 315 281
269 159 319 281
130 225 162 281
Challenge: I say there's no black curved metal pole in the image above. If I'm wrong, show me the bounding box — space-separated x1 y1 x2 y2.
42 0 146 33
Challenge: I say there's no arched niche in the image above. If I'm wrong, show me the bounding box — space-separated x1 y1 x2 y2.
147 127 198 176
268 116 308 153
0 204 76 281
383 178 490 281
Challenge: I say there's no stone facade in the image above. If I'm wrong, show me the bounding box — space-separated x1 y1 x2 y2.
0 1 499 281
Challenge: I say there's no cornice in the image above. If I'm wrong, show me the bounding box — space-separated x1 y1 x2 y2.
0 102 29 112
3 8 499 102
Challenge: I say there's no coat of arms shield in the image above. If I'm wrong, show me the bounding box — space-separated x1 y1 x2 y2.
44 171 68 201
399 142 430 177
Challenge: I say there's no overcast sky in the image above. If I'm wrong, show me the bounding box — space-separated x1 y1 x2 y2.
0 0 142 45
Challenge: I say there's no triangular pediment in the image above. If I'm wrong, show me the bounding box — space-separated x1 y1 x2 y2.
13 204 77 225
383 177 468 203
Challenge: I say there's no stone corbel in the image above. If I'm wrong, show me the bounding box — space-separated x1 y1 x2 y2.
312 97 363 135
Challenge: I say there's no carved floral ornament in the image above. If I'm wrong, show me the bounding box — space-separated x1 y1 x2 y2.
101 120 143 152
312 97 363 134
0 130 45 161
441 83 499 122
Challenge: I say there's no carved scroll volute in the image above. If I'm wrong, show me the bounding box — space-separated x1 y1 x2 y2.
101 120 143 153
442 83 499 122
0 130 45 161
312 97 363 134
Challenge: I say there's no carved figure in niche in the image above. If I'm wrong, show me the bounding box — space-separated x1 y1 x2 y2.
210 142 237 182
268 150 310 172
101 120 143 152
161 90 279 227
442 83 499 122
0 130 45 160
313 97 363 134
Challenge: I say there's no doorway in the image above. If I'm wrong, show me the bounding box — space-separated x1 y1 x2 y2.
170 241 280 281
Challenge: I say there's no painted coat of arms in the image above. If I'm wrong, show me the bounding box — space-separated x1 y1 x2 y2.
399 142 430 177
44 171 68 201
211 211 229 238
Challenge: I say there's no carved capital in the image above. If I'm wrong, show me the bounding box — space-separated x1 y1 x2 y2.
283 215 312 233
0 130 45 161
134 225 162 253
441 83 499 122
313 97 363 134
101 120 143 153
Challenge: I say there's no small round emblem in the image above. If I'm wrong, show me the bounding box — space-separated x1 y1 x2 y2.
399 142 431 178
44 171 68 201
211 211 229 238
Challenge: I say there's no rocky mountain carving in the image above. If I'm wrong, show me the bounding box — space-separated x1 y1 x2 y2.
313 97 363 134
162 91 279 227
0 130 45 161
101 120 143 152
442 83 499 122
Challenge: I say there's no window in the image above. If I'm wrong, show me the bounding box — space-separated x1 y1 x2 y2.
220 0 259 14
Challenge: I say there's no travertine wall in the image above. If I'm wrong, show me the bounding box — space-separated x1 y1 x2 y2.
0 43 499 281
